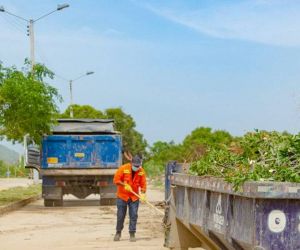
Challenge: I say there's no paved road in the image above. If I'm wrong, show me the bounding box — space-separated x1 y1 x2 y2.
0 178 35 191
0 186 167 250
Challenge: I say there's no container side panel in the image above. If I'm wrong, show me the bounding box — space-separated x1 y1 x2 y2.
96 140 120 167
95 136 122 168
207 192 228 235
169 173 300 250
42 139 68 168
230 196 254 247
256 199 300 250
189 188 207 227
42 135 121 169
70 139 93 167
175 186 185 220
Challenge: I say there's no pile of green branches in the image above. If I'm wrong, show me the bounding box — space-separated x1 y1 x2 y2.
189 130 300 190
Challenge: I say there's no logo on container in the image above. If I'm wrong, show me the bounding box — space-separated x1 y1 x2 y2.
213 195 224 230
268 210 286 233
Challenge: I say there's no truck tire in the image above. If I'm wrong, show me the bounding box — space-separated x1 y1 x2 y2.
44 199 55 207
100 198 116 206
44 199 63 207
54 199 63 207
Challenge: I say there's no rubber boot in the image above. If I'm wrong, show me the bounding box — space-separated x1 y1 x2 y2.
114 231 121 241
129 232 136 242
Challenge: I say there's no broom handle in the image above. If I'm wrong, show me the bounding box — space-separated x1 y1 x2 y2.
120 182 164 215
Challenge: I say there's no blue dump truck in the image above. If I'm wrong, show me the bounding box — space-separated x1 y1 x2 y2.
165 162 300 250
25 119 122 207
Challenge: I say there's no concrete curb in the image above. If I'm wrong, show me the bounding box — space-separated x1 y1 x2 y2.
0 195 41 216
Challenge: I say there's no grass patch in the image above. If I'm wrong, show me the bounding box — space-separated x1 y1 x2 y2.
0 184 41 206
0 163 30 178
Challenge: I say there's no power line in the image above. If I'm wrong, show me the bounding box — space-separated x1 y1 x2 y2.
34 40 69 81
53 72 69 82
0 14 25 34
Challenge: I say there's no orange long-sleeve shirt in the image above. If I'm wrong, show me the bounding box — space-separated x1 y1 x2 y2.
113 163 147 202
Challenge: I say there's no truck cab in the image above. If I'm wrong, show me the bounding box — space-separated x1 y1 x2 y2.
25 119 122 207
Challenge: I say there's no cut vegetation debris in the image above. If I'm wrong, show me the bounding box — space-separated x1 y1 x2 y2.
0 184 41 206
190 130 300 190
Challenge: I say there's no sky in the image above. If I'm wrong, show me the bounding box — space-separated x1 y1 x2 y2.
1 0 300 153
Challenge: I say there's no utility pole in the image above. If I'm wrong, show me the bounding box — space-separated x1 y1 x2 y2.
1 4 69 71
1 4 69 182
29 19 35 71
69 80 74 118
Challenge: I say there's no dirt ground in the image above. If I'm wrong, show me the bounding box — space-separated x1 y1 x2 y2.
0 186 167 250
0 178 35 191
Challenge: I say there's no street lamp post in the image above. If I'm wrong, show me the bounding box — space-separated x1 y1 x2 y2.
69 71 94 118
0 4 69 71
29 19 35 68
1 4 69 183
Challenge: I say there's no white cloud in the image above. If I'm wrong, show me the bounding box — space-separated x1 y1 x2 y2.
143 1 300 47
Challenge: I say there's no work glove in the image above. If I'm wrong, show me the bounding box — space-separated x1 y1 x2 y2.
124 183 133 192
139 193 147 203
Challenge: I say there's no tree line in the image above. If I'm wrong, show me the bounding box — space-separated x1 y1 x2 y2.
2 60 299 186
0 60 234 176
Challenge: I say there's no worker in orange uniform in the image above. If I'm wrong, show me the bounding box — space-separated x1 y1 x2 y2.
113 155 147 242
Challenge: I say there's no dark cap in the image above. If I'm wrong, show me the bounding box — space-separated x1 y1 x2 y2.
131 155 142 167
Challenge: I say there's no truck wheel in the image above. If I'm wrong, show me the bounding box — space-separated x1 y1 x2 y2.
44 199 63 207
54 199 63 207
100 198 116 206
44 199 54 207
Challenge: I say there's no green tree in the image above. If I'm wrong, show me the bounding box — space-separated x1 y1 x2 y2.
105 108 147 156
0 60 61 143
144 127 234 177
149 141 183 163
182 127 233 161
60 104 104 118
143 141 183 177
60 105 147 157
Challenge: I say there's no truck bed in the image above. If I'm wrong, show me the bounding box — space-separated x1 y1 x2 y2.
42 134 122 169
